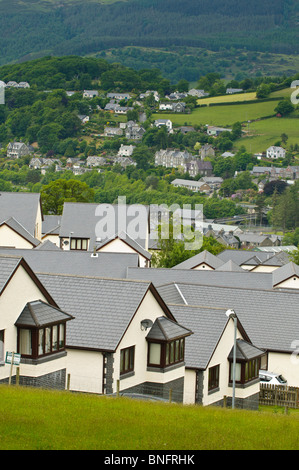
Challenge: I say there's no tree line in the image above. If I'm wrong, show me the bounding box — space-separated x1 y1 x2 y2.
0 0 297 75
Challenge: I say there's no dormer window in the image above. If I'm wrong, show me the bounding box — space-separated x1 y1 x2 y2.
15 300 73 360
70 238 88 251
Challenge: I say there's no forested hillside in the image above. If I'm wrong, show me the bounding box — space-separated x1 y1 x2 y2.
0 0 297 81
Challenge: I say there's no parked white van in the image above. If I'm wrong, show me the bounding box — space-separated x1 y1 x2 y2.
259 371 287 386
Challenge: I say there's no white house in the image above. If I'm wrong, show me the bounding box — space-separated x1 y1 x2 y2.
1 252 261 408
0 255 73 389
226 88 243 94
266 146 286 159
154 119 172 132
117 144 136 157
171 178 211 193
159 103 173 111
207 126 232 136
18 82 30 89
78 115 89 124
37 272 192 401
83 90 99 99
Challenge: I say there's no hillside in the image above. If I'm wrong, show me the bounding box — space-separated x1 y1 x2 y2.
0 0 298 81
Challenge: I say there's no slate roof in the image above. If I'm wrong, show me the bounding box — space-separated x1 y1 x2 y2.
217 249 276 266
262 252 290 267
15 300 73 327
59 202 150 250
172 250 224 270
241 255 263 267
156 283 188 305
228 339 264 362
0 248 139 279
42 215 62 236
126 266 274 290
35 240 61 251
36 274 157 351
146 316 192 342
0 217 40 247
0 255 21 293
215 260 246 272
168 304 231 369
97 231 151 260
0 192 42 236
272 262 299 286
157 282 299 354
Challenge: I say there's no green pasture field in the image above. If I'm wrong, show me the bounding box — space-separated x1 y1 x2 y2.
197 92 258 106
235 117 299 153
1 386 299 450
154 100 279 128
197 88 292 106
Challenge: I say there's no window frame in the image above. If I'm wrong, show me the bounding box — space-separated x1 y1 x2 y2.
0 329 4 363
120 345 135 376
70 238 89 251
147 338 185 369
17 321 67 360
229 357 260 385
208 364 220 392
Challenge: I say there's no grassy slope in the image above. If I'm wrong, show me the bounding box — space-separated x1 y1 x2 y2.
154 101 279 127
155 88 299 153
1 386 299 450
235 117 299 153
197 92 258 105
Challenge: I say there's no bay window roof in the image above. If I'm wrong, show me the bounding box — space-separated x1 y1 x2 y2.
228 339 264 362
15 300 74 328
146 316 192 342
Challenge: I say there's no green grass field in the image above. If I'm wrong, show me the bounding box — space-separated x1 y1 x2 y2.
197 92 258 106
1 386 299 450
196 88 292 106
235 117 299 153
155 100 278 128
155 87 298 153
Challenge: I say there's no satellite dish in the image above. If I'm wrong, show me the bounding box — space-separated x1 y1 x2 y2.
140 319 153 331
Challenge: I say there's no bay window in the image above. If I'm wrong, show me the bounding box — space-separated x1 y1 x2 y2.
228 339 264 386
229 357 260 385
17 322 67 359
147 338 185 369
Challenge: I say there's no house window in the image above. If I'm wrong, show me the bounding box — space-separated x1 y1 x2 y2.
229 358 260 384
70 238 88 251
149 343 161 365
0 330 4 362
17 322 67 359
19 329 32 356
244 359 259 383
260 353 268 371
230 362 242 382
120 346 135 375
148 338 185 368
208 364 220 391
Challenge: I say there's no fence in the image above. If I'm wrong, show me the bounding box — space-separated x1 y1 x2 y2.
259 384 299 409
